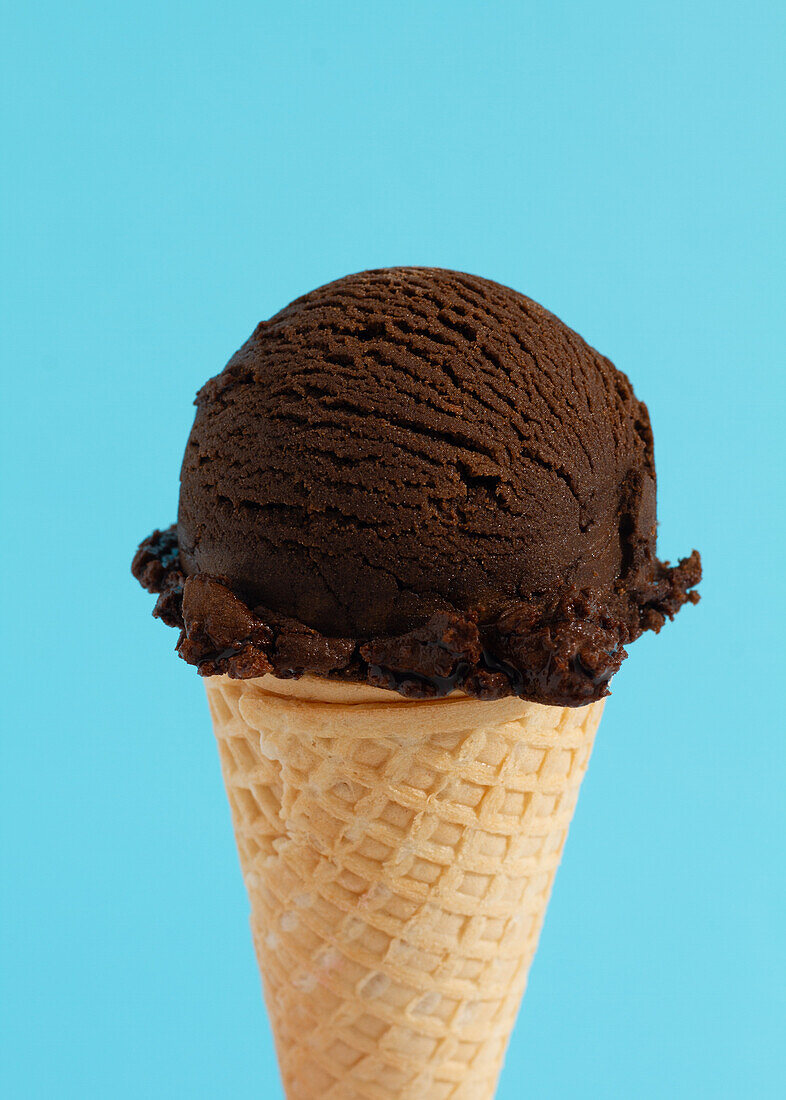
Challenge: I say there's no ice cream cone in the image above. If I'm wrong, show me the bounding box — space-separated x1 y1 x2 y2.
206 673 604 1100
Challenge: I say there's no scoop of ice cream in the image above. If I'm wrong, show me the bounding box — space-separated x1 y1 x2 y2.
179 268 658 632
134 267 700 704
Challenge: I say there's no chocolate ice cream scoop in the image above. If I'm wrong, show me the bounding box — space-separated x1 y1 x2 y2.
133 267 700 704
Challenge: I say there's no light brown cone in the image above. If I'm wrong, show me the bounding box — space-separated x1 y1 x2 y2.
205 674 604 1100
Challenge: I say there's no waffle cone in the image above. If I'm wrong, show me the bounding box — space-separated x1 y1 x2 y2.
206 674 604 1099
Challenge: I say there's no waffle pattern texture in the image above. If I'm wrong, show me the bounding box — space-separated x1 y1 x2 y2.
206 675 604 1099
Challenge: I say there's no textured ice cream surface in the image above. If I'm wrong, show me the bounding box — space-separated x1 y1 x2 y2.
133 267 700 704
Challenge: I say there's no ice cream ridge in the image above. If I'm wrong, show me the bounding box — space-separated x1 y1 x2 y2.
134 266 700 705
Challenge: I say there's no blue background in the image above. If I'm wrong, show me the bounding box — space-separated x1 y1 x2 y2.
2 2 784 1097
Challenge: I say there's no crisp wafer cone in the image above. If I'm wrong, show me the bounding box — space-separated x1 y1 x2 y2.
206 673 604 1100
